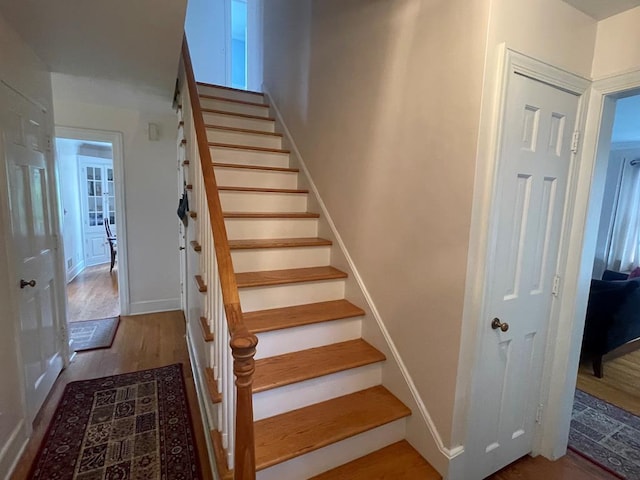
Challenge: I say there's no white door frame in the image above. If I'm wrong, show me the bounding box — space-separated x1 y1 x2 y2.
535 68 640 460
452 48 591 478
55 126 130 315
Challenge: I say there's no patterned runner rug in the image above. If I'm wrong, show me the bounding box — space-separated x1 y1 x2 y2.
29 364 202 479
569 389 640 479
70 317 120 352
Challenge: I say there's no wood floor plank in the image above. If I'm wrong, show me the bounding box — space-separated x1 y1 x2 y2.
254 386 411 471
229 237 332 250
201 108 275 122
488 451 619 480
253 339 385 393
236 266 347 288
576 352 640 416
244 300 364 333
310 440 440 480
66 263 119 322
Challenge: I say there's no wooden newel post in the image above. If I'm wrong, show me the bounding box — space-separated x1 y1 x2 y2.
231 327 258 480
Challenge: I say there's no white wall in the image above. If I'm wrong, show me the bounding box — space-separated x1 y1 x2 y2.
56 138 85 281
263 0 490 451
591 6 640 79
185 0 229 85
0 12 55 478
52 73 181 315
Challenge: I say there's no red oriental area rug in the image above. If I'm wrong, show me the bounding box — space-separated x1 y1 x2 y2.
29 363 203 479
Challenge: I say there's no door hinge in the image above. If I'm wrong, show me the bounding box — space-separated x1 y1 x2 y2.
571 131 580 153
552 274 561 297
536 404 544 424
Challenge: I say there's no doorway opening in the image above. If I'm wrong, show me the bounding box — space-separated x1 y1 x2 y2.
57 138 119 322
55 127 128 334
570 90 640 470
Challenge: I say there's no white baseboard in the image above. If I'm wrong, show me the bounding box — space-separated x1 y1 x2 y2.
128 298 181 315
0 420 28 480
66 259 85 283
264 88 459 475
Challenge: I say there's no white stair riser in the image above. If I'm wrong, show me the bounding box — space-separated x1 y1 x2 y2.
210 147 290 168
254 316 362 359
202 111 275 132
197 85 265 104
206 129 282 149
225 218 318 240
238 279 345 312
200 98 270 117
214 168 298 189
253 363 381 420
256 420 407 480
220 191 307 213
231 246 331 273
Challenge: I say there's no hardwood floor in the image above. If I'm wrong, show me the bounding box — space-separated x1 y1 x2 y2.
489 451 619 479
576 351 640 416
66 263 119 322
10 311 213 480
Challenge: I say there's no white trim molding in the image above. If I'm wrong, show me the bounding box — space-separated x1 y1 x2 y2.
264 88 459 475
55 126 130 315
128 298 181 316
538 68 640 460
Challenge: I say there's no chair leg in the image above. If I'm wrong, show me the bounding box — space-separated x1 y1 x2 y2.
110 249 116 272
593 356 603 378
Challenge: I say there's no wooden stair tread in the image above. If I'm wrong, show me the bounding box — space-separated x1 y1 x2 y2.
224 212 320 219
253 339 385 393
309 440 441 480
244 299 363 333
194 274 207 292
209 142 290 154
201 108 275 122
199 316 213 342
205 124 282 137
205 368 221 403
213 162 298 173
236 266 347 288
218 186 308 194
254 386 411 470
199 93 269 108
229 237 331 250
197 81 264 96
210 430 233 480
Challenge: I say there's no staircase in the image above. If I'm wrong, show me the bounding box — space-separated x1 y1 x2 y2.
179 40 440 480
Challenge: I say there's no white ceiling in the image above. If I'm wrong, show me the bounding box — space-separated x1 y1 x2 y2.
562 0 640 20
0 0 188 96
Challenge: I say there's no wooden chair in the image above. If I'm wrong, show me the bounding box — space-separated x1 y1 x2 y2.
104 219 117 272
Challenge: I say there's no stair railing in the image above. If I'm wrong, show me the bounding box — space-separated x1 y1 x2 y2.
179 35 257 480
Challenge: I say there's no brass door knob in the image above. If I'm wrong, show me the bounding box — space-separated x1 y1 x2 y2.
20 279 36 289
491 317 509 332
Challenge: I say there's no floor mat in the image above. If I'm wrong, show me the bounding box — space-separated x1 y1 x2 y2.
70 316 120 351
28 363 202 479
569 389 640 479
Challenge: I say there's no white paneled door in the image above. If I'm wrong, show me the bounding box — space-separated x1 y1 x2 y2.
467 71 580 478
79 158 116 266
1 84 64 423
